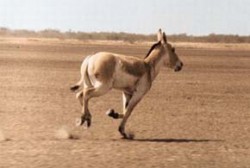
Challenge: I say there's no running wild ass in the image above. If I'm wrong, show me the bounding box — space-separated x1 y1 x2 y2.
70 29 183 138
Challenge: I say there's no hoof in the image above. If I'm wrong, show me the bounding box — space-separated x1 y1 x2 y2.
121 134 134 140
86 118 91 127
75 116 91 127
118 126 134 139
118 126 126 138
75 118 84 127
106 109 119 119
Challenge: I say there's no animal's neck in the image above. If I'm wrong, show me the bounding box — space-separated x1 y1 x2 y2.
144 48 166 80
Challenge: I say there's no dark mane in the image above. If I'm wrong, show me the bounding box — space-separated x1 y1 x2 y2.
144 41 161 59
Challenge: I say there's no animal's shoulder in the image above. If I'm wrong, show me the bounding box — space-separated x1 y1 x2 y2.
117 56 147 77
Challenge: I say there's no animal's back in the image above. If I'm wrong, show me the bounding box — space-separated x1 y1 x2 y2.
87 52 116 83
87 52 148 91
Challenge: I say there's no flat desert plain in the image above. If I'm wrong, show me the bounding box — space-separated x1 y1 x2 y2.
0 38 250 168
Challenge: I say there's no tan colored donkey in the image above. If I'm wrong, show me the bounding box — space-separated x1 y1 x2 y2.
70 29 183 138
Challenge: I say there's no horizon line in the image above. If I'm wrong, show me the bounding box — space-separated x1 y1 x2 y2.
0 26 249 37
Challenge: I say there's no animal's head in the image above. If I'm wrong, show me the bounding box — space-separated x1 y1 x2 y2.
157 29 183 72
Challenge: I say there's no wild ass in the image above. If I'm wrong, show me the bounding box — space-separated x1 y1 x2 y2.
70 29 183 138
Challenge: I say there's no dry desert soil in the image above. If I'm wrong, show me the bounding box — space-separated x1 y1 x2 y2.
0 38 250 168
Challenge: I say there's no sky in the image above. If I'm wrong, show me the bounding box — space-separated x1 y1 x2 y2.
0 0 249 35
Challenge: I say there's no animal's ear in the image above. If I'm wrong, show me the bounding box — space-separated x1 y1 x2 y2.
157 29 162 42
162 32 167 44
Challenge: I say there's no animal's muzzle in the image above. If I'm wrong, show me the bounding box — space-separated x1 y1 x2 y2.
174 62 183 72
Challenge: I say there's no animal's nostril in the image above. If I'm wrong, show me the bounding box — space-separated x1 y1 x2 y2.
175 65 182 72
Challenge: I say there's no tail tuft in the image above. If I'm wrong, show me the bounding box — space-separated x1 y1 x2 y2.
70 85 80 92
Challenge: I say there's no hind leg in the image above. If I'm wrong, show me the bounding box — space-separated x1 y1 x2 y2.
76 88 93 127
77 83 112 128
76 91 84 106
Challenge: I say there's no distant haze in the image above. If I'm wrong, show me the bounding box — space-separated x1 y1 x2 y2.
0 0 249 35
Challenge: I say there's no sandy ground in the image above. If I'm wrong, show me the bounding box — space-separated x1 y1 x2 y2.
0 38 250 168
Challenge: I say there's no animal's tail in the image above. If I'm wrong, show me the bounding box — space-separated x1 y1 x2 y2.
70 84 81 92
70 77 82 92
70 55 92 92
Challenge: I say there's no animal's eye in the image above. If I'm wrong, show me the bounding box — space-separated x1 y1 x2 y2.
172 47 175 52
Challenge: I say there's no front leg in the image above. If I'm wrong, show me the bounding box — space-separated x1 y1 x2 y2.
106 92 132 119
118 90 147 139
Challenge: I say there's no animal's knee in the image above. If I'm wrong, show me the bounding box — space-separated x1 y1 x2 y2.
76 91 83 99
